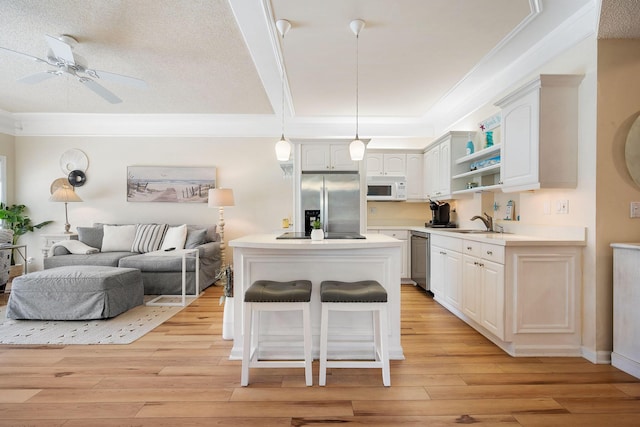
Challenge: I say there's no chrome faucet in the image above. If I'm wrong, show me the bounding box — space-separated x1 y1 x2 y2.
470 212 493 231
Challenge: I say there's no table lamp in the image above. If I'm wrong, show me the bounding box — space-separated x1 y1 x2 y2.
49 184 82 233
208 188 235 268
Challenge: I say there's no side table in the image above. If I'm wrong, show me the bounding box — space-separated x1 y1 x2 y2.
42 233 78 258
146 248 200 307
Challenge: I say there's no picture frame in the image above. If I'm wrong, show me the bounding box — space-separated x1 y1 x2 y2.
127 166 216 203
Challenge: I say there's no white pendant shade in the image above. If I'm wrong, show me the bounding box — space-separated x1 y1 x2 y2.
275 135 292 161
349 138 366 161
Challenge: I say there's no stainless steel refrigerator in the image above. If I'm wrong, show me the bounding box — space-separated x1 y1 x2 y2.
301 172 360 235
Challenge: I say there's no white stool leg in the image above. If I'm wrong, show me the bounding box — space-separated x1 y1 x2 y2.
302 302 313 386
379 304 390 386
241 302 253 386
319 303 330 386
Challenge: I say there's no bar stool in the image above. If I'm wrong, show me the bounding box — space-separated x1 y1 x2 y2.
241 279 313 386
319 280 390 386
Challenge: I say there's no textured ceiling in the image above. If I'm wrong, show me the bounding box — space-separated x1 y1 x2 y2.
599 0 640 39
0 0 622 144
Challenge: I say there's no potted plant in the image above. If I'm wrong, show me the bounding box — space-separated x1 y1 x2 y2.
311 218 324 241
0 203 52 270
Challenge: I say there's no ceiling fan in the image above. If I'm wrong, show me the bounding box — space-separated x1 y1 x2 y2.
0 34 147 104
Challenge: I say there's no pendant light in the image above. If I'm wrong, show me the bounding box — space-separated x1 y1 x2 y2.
349 19 366 161
275 19 292 161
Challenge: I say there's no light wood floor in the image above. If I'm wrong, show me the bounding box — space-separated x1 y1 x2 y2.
1 285 639 426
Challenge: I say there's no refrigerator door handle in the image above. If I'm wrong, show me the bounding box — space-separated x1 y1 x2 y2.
323 184 329 233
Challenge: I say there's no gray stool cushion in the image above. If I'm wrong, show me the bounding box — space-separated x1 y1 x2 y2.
320 280 387 303
6 266 143 320
245 280 312 303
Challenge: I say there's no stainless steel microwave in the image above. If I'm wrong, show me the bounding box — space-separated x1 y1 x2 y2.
366 176 407 201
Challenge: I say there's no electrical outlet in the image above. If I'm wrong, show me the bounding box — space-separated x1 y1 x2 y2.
631 202 640 218
369 207 377 214
556 200 569 214
543 200 551 215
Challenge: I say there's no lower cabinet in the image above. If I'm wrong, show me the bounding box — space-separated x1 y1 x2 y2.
369 229 410 279
431 233 582 357
430 235 462 310
461 240 505 340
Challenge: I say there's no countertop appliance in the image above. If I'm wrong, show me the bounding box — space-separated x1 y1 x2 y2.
366 176 407 201
411 230 430 292
301 171 360 235
429 200 451 226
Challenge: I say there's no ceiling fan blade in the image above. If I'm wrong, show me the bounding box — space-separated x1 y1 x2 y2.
0 46 48 63
79 78 122 104
88 69 148 89
18 71 57 84
45 34 75 64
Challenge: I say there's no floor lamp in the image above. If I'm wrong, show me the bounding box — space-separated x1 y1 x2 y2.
49 184 83 233
208 188 235 268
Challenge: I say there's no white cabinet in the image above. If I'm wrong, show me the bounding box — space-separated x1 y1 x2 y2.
461 240 505 339
301 144 358 171
406 153 423 200
366 153 406 176
430 232 582 357
369 228 410 279
611 244 640 379
430 235 462 310
495 74 583 192
423 132 469 200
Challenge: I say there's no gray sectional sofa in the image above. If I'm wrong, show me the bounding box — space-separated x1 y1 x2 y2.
43 223 221 295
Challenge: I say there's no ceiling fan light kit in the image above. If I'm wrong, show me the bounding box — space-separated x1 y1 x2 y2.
0 33 147 104
349 19 366 162
275 19 292 162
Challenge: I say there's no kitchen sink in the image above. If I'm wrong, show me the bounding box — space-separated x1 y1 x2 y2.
445 229 510 234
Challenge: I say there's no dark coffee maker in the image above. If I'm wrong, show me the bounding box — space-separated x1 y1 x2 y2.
429 200 450 226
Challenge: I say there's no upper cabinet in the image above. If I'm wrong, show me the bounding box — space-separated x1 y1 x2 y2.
366 153 406 176
406 153 423 200
424 132 472 200
301 144 358 171
495 74 583 192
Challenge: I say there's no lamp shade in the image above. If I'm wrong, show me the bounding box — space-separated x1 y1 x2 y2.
49 184 82 203
208 188 235 207
349 138 366 161
275 136 292 161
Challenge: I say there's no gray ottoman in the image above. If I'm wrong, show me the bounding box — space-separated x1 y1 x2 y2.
6 266 143 320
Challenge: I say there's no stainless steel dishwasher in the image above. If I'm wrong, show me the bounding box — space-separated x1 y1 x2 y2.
410 231 430 292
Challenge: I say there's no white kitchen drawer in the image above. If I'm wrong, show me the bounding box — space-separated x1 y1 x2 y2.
431 235 462 252
380 229 408 240
462 240 481 257
481 243 504 264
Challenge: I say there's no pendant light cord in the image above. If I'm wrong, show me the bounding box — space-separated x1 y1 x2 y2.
355 31 359 139
281 31 286 139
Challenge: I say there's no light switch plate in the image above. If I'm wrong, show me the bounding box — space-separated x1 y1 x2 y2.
556 200 569 214
630 202 640 218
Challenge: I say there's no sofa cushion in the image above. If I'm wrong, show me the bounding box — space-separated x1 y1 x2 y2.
43 251 135 269
77 226 104 250
185 228 207 249
118 253 198 272
131 223 169 253
102 225 137 252
161 224 187 250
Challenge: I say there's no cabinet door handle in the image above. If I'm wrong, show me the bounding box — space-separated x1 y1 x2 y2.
440 251 446 255
467 246 472 251
486 250 493 255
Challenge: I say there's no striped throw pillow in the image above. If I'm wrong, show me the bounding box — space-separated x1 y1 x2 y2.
131 224 169 253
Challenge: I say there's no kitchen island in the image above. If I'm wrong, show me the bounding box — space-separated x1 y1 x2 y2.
228 233 404 360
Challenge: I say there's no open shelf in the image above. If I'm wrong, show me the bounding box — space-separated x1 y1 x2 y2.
455 144 501 165
452 183 503 195
452 163 501 180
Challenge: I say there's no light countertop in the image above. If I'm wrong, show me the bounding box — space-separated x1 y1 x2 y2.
229 233 403 250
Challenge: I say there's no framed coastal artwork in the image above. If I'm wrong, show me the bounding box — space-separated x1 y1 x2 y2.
127 166 216 203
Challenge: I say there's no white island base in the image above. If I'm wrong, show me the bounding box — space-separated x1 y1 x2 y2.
229 234 404 361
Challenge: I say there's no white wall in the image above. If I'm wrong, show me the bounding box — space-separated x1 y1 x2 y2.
14 136 293 270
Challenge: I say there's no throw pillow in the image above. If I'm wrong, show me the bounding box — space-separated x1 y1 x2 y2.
101 225 137 252
77 226 104 250
161 224 187 250
131 224 169 253
185 228 207 249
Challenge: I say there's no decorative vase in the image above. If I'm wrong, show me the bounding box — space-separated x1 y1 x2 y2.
311 229 324 241
222 296 234 340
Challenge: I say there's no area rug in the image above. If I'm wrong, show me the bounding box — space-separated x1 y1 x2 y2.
0 296 196 345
